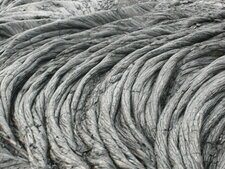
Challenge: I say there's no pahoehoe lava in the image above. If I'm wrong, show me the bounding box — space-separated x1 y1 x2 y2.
0 0 225 168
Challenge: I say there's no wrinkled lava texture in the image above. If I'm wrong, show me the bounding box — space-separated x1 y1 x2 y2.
0 0 225 169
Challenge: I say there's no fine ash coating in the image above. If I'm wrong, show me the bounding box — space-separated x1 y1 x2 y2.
0 0 225 168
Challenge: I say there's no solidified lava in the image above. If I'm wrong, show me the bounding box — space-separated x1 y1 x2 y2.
0 0 225 168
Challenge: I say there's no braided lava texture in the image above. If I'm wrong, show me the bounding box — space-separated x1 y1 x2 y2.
1 0 225 168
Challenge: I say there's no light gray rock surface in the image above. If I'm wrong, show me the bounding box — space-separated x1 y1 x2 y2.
0 0 225 168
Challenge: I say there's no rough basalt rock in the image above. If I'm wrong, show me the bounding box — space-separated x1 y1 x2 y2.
0 0 225 168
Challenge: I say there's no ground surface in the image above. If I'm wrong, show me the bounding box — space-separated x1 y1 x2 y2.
0 0 225 169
